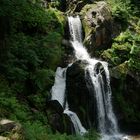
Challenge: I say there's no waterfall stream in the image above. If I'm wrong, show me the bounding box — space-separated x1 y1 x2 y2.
68 16 123 140
51 15 128 140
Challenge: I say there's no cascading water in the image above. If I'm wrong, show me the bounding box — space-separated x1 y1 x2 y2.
85 61 119 134
51 66 87 135
50 15 129 139
68 16 123 140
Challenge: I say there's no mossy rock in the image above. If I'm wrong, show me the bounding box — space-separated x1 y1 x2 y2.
80 4 98 38
111 61 129 79
80 1 112 56
101 49 122 66
112 42 131 52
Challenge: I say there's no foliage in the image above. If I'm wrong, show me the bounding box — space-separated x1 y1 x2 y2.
0 76 30 121
23 121 49 140
23 121 99 140
107 0 131 20
0 0 66 139
102 18 140 71
46 129 99 140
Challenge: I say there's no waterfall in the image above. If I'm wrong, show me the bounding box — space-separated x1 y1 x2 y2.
50 15 128 139
68 16 122 139
51 66 87 135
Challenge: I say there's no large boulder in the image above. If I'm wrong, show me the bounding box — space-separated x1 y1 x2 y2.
80 1 112 56
66 60 97 129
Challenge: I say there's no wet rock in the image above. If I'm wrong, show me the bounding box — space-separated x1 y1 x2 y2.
46 100 64 133
66 60 97 129
46 100 74 134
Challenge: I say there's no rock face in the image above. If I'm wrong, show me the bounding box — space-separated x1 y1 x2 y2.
66 60 97 129
80 1 112 56
0 119 23 140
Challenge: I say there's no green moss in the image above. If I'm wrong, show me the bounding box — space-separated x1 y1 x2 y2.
107 0 131 26
45 8 66 35
111 61 129 78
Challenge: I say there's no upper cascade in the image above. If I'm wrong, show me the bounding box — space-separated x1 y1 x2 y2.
68 16 82 43
68 16 90 60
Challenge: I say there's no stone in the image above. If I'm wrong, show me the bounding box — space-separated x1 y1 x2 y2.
66 0 92 14
46 100 73 134
80 1 112 56
66 60 97 129
0 119 23 140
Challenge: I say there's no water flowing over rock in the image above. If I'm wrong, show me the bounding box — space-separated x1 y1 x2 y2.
66 15 124 140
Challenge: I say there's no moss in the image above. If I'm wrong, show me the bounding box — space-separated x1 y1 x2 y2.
111 61 129 79
112 42 131 52
101 49 122 66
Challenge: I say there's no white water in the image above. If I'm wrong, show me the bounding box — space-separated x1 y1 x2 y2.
64 108 87 135
51 67 67 107
51 66 87 135
68 16 122 140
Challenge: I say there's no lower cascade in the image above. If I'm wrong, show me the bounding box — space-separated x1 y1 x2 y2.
51 16 129 140
51 67 87 135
